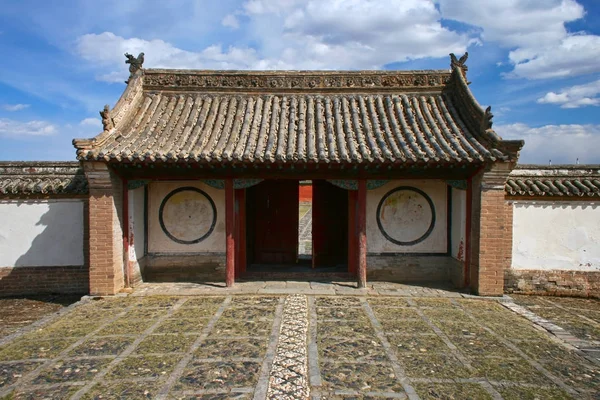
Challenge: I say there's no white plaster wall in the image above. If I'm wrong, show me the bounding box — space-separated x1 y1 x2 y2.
512 201 600 271
451 188 467 261
148 181 225 253
367 180 447 253
0 199 84 267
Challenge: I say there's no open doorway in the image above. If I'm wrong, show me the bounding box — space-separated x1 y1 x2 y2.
245 179 348 274
298 181 313 263
312 180 348 269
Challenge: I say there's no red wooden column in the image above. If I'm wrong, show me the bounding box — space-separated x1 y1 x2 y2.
234 188 247 276
357 179 367 288
464 177 473 288
225 178 235 287
348 190 357 275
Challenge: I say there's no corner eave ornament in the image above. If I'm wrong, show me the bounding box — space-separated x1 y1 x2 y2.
481 106 493 132
100 104 115 132
124 52 145 83
450 52 469 82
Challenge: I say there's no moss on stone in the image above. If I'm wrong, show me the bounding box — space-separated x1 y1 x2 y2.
68 337 134 357
413 382 493 399
195 338 268 359
136 334 197 354
0 338 76 361
82 380 161 400
106 354 181 379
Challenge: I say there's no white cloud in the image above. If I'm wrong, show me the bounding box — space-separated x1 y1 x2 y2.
438 0 600 79
80 117 102 127
508 35 600 79
76 32 265 83
75 1 474 77
243 0 305 15
222 14 240 29
538 79 600 108
1 104 30 112
496 123 600 164
0 119 57 137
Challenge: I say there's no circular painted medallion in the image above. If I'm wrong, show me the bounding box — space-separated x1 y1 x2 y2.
376 187 435 246
159 187 217 245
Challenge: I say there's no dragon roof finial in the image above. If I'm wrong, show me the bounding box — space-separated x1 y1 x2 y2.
450 52 468 80
125 52 145 83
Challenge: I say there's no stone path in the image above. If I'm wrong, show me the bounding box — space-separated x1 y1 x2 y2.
266 295 309 400
0 293 598 399
508 295 600 366
298 204 312 256
133 280 463 297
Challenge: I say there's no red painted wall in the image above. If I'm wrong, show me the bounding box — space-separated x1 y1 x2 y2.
299 184 313 203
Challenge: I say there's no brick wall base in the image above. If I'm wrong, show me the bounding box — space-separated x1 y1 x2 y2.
0 266 88 297
143 253 226 282
505 269 600 299
367 255 462 284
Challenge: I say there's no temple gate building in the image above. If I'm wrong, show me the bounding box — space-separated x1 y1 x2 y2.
1 54 598 297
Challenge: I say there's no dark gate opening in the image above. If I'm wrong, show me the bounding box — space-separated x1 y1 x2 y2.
312 180 348 269
245 179 349 276
246 180 299 267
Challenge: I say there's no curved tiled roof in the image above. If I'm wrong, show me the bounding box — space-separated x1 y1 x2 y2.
506 165 600 198
73 59 523 167
0 162 88 195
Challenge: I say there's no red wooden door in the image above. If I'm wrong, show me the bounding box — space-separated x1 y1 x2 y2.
312 180 348 268
249 180 299 264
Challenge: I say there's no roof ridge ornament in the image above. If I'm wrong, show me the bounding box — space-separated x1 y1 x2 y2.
481 105 493 132
450 52 469 83
125 52 144 83
100 104 115 132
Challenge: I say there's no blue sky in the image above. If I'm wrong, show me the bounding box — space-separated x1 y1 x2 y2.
0 0 599 164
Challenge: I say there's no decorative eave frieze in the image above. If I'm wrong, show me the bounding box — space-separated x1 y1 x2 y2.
142 69 452 92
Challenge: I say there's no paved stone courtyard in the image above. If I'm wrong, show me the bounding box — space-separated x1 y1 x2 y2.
0 290 599 399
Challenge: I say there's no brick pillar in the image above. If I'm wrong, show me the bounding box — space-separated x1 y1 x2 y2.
83 162 125 295
469 162 515 296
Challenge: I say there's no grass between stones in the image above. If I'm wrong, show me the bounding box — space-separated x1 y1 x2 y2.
105 354 182 379
495 384 574 400
136 334 197 354
229 296 279 306
398 353 472 379
316 307 368 321
2 294 599 399
176 360 261 391
33 358 112 384
367 298 411 307
95 318 156 336
320 362 405 393
319 337 387 362
386 333 449 354
68 337 134 357
0 337 77 361
0 362 42 387
211 318 273 337
220 307 275 320
380 318 434 334
472 357 550 385
82 380 162 400
195 338 268 359
154 317 209 334
317 320 376 340
315 297 362 308
413 382 493 400
10 384 81 399
372 306 421 320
